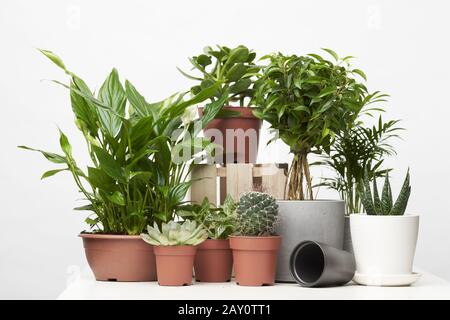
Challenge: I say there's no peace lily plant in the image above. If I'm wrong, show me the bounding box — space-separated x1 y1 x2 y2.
19 49 226 282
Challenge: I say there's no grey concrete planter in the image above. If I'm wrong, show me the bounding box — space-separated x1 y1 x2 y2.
274 200 345 282
343 216 354 254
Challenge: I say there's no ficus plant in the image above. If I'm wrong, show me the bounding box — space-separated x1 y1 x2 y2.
178 45 260 109
19 50 226 235
318 116 403 214
252 49 388 200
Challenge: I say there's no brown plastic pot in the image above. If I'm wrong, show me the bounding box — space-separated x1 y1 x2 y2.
194 239 233 282
229 236 282 286
198 106 262 163
154 245 197 286
80 233 157 281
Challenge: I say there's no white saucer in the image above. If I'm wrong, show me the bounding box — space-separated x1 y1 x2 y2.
353 272 421 287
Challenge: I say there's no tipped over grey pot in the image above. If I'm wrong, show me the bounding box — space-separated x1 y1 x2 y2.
274 200 345 282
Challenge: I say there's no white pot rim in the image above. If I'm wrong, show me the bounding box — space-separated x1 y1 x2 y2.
276 199 344 203
350 213 419 218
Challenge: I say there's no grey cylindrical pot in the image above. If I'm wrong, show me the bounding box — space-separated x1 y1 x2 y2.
290 241 356 287
343 216 354 254
275 200 345 282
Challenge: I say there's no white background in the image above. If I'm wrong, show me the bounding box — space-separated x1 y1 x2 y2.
1 0 449 299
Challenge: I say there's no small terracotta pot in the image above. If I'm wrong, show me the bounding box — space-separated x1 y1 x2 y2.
198 106 262 164
154 245 197 286
80 233 156 281
194 239 233 282
229 236 282 286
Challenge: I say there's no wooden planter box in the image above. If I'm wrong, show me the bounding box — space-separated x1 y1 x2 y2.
190 163 288 205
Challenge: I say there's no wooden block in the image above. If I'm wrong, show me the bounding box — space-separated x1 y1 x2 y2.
191 164 217 204
261 164 288 200
225 164 253 202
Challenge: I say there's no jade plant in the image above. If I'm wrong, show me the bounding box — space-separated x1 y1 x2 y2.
178 45 260 108
253 49 387 200
177 195 236 239
360 170 411 215
19 50 226 235
140 220 208 246
318 116 403 214
234 192 278 236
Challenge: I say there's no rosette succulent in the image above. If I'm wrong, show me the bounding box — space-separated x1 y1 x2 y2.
141 220 208 246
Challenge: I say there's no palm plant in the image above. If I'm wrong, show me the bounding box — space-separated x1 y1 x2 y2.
19 50 226 235
318 117 402 214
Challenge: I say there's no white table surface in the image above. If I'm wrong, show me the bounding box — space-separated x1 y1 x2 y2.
58 269 450 300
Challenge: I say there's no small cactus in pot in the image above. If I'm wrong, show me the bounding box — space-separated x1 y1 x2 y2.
235 191 279 236
230 191 282 286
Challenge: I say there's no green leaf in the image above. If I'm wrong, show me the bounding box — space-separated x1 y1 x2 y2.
229 78 251 94
87 167 116 192
41 169 67 179
125 80 158 120
73 204 94 211
18 146 67 164
58 129 73 157
317 86 336 98
107 191 126 206
38 49 68 73
226 63 247 82
196 54 212 68
390 169 411 215
97 69 127 137
321 48 339 61
176 67 202 81
381 174 393 214
92 146 125 183
373 178 382 214
352 69 367 81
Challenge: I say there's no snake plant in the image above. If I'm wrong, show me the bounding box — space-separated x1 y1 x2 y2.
360 169 411 215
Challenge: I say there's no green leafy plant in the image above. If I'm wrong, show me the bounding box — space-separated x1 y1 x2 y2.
318 116 402 214
234 192 278 236
19 50 226 235
178 45 260 108
177 195 236 239
360 170 411 215
140 220 208 246
253 49 387 200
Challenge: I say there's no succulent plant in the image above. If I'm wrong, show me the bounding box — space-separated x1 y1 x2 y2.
360 169 411 215
141 220 207 246
234 192 279 236
177 195 236 240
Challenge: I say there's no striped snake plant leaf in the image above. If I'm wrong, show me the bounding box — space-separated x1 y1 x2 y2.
390 169 411 215
373 178 382 215
381 174 393 214
361 174 376 215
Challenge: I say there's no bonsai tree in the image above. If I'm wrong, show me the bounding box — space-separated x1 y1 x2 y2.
178 45 260 109
318 116 403 213
19 50 227 235
253 49 387 200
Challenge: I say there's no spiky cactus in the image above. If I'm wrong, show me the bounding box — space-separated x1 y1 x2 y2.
235 192 279 236
360 169 411 215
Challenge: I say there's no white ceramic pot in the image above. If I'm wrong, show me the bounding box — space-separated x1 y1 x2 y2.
350 214 419 280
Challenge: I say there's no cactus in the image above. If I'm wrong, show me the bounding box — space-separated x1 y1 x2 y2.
235 191 279 236
141 220 207 246
360 169 411 215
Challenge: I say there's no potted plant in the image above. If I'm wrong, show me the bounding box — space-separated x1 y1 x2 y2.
318 117 402 252
350 170 419 286
19 50 226 281
178 45 262 163
178 195 236 282
252 49 384 282
141 220 207 286
229 191 281 286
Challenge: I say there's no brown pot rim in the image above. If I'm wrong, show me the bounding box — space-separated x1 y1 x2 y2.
78 233 142 240
229 235 281 239
198 106 258 119
198 238 230 249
